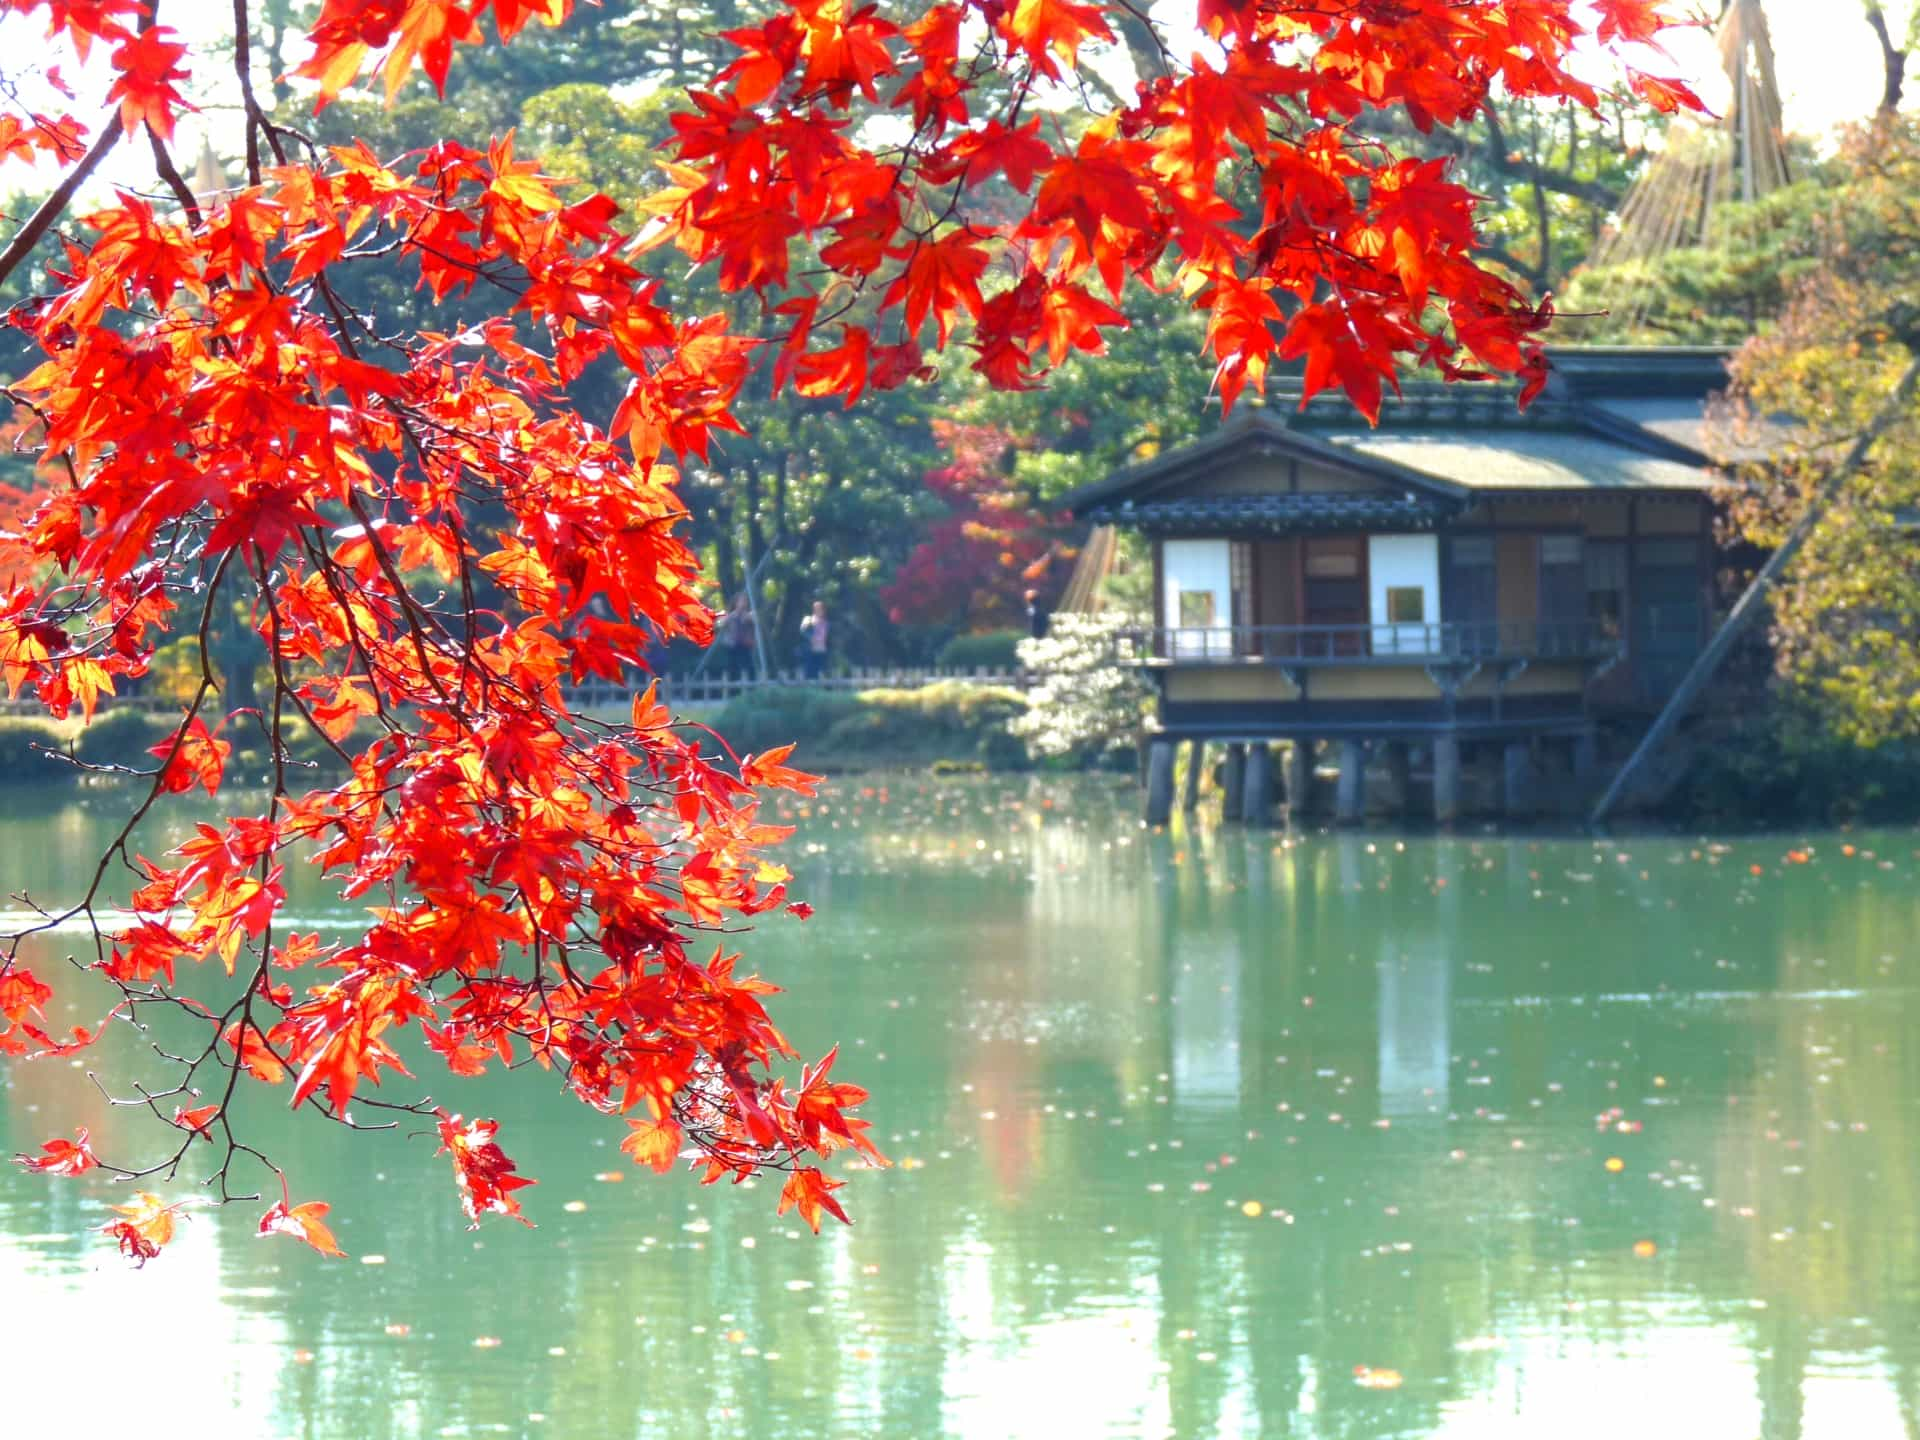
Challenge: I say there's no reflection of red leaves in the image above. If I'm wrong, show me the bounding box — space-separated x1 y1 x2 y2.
435 1111 536 1227
258 1197 347 1258
14 1128 98 1176
777 1166 851 1233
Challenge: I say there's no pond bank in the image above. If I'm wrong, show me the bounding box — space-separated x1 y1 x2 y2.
8 694 1920 826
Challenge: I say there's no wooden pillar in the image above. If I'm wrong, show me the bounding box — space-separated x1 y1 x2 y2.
1182 738 1204 811
1573 729 1600 787
1285 739 1313 818
1146 740 1176 826
1433 736 1461 826
1335 740 1366 825
1243 743 1274 826
1504 740 1537 820
1221 743 1247 822
1386 741 1413 816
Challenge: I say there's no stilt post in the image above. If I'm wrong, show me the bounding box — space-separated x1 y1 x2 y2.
1146 739 1175 826
1244 743 1274 826
1433 735 1461 826
1221 743 1247 822
1335 740 1366 825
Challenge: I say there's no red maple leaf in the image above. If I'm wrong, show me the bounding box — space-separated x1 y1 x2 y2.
105 26 193 141
14 1127 98 1176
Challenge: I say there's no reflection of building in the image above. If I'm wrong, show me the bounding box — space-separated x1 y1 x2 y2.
1377 941 1449 1119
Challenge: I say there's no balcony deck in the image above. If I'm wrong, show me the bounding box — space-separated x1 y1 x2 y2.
1116 622 1621 742
1116 620 1622 668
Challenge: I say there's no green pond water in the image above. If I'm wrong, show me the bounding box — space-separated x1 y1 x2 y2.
3 776 1920 1439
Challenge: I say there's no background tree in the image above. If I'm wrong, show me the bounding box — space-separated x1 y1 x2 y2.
1718 118 1920 745
0 0 1692 1259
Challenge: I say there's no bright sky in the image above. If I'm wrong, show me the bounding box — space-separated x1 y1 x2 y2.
1663 0 1913 139
0 0 1908 202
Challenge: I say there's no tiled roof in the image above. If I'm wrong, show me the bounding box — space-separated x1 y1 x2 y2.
1084 492 1463 534
1323 428 1713 491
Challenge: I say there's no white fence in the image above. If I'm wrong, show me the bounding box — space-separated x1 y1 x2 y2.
565 667 1028 710
0 668 1030 720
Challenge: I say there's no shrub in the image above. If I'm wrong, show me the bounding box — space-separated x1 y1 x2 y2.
935 629 1024 673
1009 613 1147 765
708 681 1029 771
72 708 174 770
1680 710 1920 824
709 688 863 758
0 716 73 780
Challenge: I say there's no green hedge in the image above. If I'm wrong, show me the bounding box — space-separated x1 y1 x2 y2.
709 680 1030 772
934 629 1025 673
1679 715 1920 825
72 708 175 770
0 716 72 781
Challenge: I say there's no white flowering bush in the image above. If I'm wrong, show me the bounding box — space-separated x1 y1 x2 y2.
1009 612 1148 764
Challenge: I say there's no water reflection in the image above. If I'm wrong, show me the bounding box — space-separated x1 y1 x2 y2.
3 781 1919 1438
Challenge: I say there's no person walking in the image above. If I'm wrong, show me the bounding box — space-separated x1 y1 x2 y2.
717 594 755 680
1024 587 1051 640
799 600 830 680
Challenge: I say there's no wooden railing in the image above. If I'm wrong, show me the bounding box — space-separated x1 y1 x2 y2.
563 666 1029 710
1115 621 1623 665
0 668 1030 719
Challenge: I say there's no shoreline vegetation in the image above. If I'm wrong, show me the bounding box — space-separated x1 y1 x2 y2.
7 686 1919 827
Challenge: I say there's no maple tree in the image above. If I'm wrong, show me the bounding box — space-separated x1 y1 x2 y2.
0 0 1696 1262
879 420 1070 632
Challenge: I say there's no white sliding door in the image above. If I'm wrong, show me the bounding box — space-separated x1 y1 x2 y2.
1161 539 1234 658
1368 534 1439 654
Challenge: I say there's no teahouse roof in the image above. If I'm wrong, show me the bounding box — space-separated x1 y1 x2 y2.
1063 347 1737 524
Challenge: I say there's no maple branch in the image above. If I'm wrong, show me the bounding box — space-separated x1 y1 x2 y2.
147 129 203 228
0 120 120 293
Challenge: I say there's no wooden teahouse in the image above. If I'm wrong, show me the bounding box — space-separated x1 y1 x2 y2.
1061 348 1731 823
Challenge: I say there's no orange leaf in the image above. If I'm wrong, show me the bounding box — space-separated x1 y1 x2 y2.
777 1166 851 1233
102 1192 185 1265
619 1116 685 1174
258 1197 347 1257
14 1127 97 1176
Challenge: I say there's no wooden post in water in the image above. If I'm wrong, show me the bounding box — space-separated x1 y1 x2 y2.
1244 743 1274 826
1182 739 1204 810
1335 740 1366 825
1386 742 1413 816
1433 736 1461 826
1285 739 1313 820
1503 741 1537 819
1146 740 1176 826
1221 743 1247 821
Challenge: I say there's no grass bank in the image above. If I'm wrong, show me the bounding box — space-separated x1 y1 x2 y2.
0 710 342 786
706 681 1033 774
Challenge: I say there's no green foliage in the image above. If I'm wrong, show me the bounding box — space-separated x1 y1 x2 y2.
72 709 173 770
1561 139 1844 344
1009 614 1147 766
1679 711 1920 824
1712 120 1920 744
935 630 1025 672
0 716 71 780
709 682 1029 771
